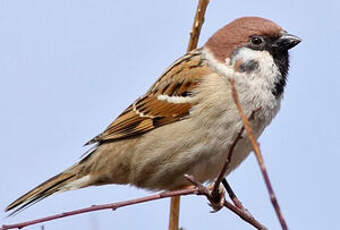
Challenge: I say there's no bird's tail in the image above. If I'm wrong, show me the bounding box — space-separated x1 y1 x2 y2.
5 165 91 216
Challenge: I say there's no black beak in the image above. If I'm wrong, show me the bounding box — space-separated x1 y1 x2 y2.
273 33 302 50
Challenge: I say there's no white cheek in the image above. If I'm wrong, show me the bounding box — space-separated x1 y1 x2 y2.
202 47 280 85
231 47 280 87
231 47 282 120
203 46 282 124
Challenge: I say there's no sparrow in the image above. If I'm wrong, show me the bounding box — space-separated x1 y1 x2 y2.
6 16 301 214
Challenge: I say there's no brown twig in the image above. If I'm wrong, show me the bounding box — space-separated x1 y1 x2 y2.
187 0 210 52
169 1 210 229
228 78 288 230
1 188 197 230
211 126 245 203
211 109 257 204
222 178 245 210
223 201 267 230
207 103 264 228
1 175 268 230
184 175 267 230
168 196 180 230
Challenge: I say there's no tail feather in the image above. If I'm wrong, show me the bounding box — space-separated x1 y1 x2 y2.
6 172 78 215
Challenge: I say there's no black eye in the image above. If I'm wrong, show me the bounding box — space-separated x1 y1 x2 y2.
250 36 264 46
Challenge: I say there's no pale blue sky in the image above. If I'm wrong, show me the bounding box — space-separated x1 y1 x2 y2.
1 1 339 229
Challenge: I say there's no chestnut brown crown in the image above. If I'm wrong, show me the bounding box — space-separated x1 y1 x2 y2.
204 17 284 62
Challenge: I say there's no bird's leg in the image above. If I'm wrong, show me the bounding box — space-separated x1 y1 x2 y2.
222 178 252 216
184 175 225 212
207 182 225 212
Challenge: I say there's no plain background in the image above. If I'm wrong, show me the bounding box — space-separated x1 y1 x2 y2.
1 0 339 229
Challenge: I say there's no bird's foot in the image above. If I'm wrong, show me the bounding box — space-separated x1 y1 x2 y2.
207 183 225 213
184 174 225 212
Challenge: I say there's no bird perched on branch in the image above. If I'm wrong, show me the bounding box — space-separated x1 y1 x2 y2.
6 16 300 214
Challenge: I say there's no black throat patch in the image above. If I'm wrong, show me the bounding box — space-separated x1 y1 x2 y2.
271 50 289 97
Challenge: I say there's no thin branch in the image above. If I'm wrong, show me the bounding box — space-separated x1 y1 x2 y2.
1 174 268 230
1 188 197 230
222 178 245 210
228 78 288 230
223 201 267 230
170 1 210 229
187 0 210 52
184 175 268 230
211 110 257 203
168 196 180 230
211 126 245 203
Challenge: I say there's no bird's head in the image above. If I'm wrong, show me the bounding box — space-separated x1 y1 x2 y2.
204 16 301 97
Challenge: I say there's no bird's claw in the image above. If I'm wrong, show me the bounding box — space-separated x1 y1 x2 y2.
207 184 225 213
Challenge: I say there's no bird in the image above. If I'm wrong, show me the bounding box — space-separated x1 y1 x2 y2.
6 16 301 215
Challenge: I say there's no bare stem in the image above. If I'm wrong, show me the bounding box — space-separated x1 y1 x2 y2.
222 178 245 210
187 0 210 52
228 78 288 230
1 188 197 230
184 175 267 230
1 175 268 230
211 109 257 203
168 196 180 230
211 125 245 202
169 1 210 229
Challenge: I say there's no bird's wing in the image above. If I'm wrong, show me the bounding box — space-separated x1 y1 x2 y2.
85 49 214 145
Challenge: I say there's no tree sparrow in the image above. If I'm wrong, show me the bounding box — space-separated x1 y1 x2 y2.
6 16 301 214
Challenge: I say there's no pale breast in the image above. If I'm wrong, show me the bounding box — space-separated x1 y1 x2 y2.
128 69 280 190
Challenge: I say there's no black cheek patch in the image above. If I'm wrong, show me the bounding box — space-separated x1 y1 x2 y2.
238 59 259 73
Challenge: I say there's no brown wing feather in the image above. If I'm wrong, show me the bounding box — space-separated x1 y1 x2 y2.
85 49 213 145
